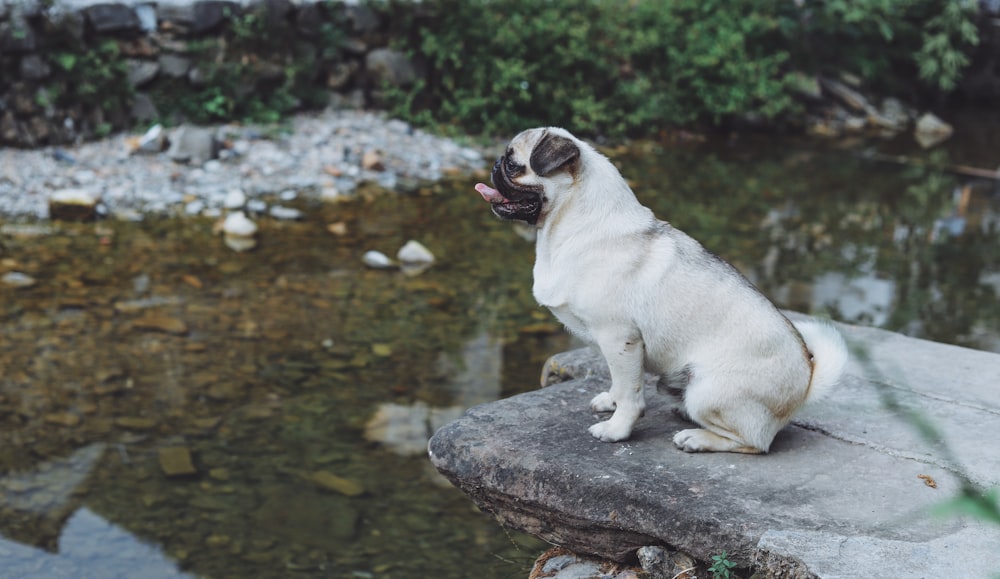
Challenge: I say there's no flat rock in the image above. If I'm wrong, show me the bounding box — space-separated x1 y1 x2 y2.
428 320 1000 578
132 314 189 335
158 446 197 477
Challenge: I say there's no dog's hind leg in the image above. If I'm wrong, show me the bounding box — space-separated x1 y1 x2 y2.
588 330 646 442
672 376 777 453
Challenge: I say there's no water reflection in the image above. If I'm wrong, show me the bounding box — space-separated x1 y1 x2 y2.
0 134 998 578
0 508 195 579
618 140 1000 353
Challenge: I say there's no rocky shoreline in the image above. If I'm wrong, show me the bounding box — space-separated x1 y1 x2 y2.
0 107 487 221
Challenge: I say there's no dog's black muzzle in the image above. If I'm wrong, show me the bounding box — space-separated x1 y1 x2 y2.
488 154 543 224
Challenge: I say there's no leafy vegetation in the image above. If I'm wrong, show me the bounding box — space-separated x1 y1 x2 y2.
45 37 133 137
386 0 981 138
150 3 347 125
708 550 737 579
12 0 985 139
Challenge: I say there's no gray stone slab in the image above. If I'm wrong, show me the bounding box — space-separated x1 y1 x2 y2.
428 321 1000 577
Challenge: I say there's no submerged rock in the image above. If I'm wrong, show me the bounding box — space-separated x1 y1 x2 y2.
158 447 197 477
309 471 365 497
132 314 189 335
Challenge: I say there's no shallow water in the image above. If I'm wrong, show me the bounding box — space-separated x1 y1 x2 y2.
0 134 998 578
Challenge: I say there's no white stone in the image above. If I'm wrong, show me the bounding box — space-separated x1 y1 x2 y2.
50 188 98 206
362 250 395 269
1 272 37 288
246 200 268 214
269 206 303 220
320 187 341 202
396 239 434 265
223 189 246 209
221 211 257 237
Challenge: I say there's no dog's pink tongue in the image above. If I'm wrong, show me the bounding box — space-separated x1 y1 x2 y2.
475 182 503 203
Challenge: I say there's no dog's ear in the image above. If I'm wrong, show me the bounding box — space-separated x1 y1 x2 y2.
530 132 580 177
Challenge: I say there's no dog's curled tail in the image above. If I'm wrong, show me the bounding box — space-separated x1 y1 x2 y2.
794 319 849 403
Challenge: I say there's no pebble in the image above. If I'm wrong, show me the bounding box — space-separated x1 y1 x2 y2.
221 211 258 237
0 109 486 219
269 206 304 220
309 471 365 497
327 222 348 236
246 199 268 214
132 314 190 335
223 189 247 209
1 271 37 288
362 250 394 269
397 239 435 275
396 239 434 265
159 447 198 477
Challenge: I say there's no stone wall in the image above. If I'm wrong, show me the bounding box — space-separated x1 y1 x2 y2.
0 0 418 147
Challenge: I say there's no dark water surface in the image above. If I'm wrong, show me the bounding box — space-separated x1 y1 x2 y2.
1 134 998 578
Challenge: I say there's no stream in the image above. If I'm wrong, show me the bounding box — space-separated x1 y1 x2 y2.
1 128 998 578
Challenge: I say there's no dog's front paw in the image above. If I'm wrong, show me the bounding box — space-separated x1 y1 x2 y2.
588 419 632 442
590 391 616 412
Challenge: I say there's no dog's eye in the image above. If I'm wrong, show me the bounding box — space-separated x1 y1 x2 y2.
504 155 522 176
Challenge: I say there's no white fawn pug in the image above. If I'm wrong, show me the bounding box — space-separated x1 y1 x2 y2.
475 127 848 453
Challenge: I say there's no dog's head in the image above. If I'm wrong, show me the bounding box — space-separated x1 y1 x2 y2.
475 127 581 225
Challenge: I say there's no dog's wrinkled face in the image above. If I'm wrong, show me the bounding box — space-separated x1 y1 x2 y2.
475 128 580 225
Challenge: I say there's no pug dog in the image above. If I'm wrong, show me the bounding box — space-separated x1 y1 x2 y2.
474 127 848 453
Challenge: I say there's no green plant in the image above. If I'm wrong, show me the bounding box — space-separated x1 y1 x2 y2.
914 1 980 91
151 2 346 125
44 35 132 135
386 0 798 138
386 0 982 139
708 550 737 579
782 0 979 94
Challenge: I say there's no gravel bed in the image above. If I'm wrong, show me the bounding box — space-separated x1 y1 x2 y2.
0 108 488 221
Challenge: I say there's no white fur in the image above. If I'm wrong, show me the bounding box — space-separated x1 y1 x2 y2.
507 127 849 453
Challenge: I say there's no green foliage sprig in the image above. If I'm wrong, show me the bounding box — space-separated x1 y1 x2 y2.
709 550 738 579
47 38 132 136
